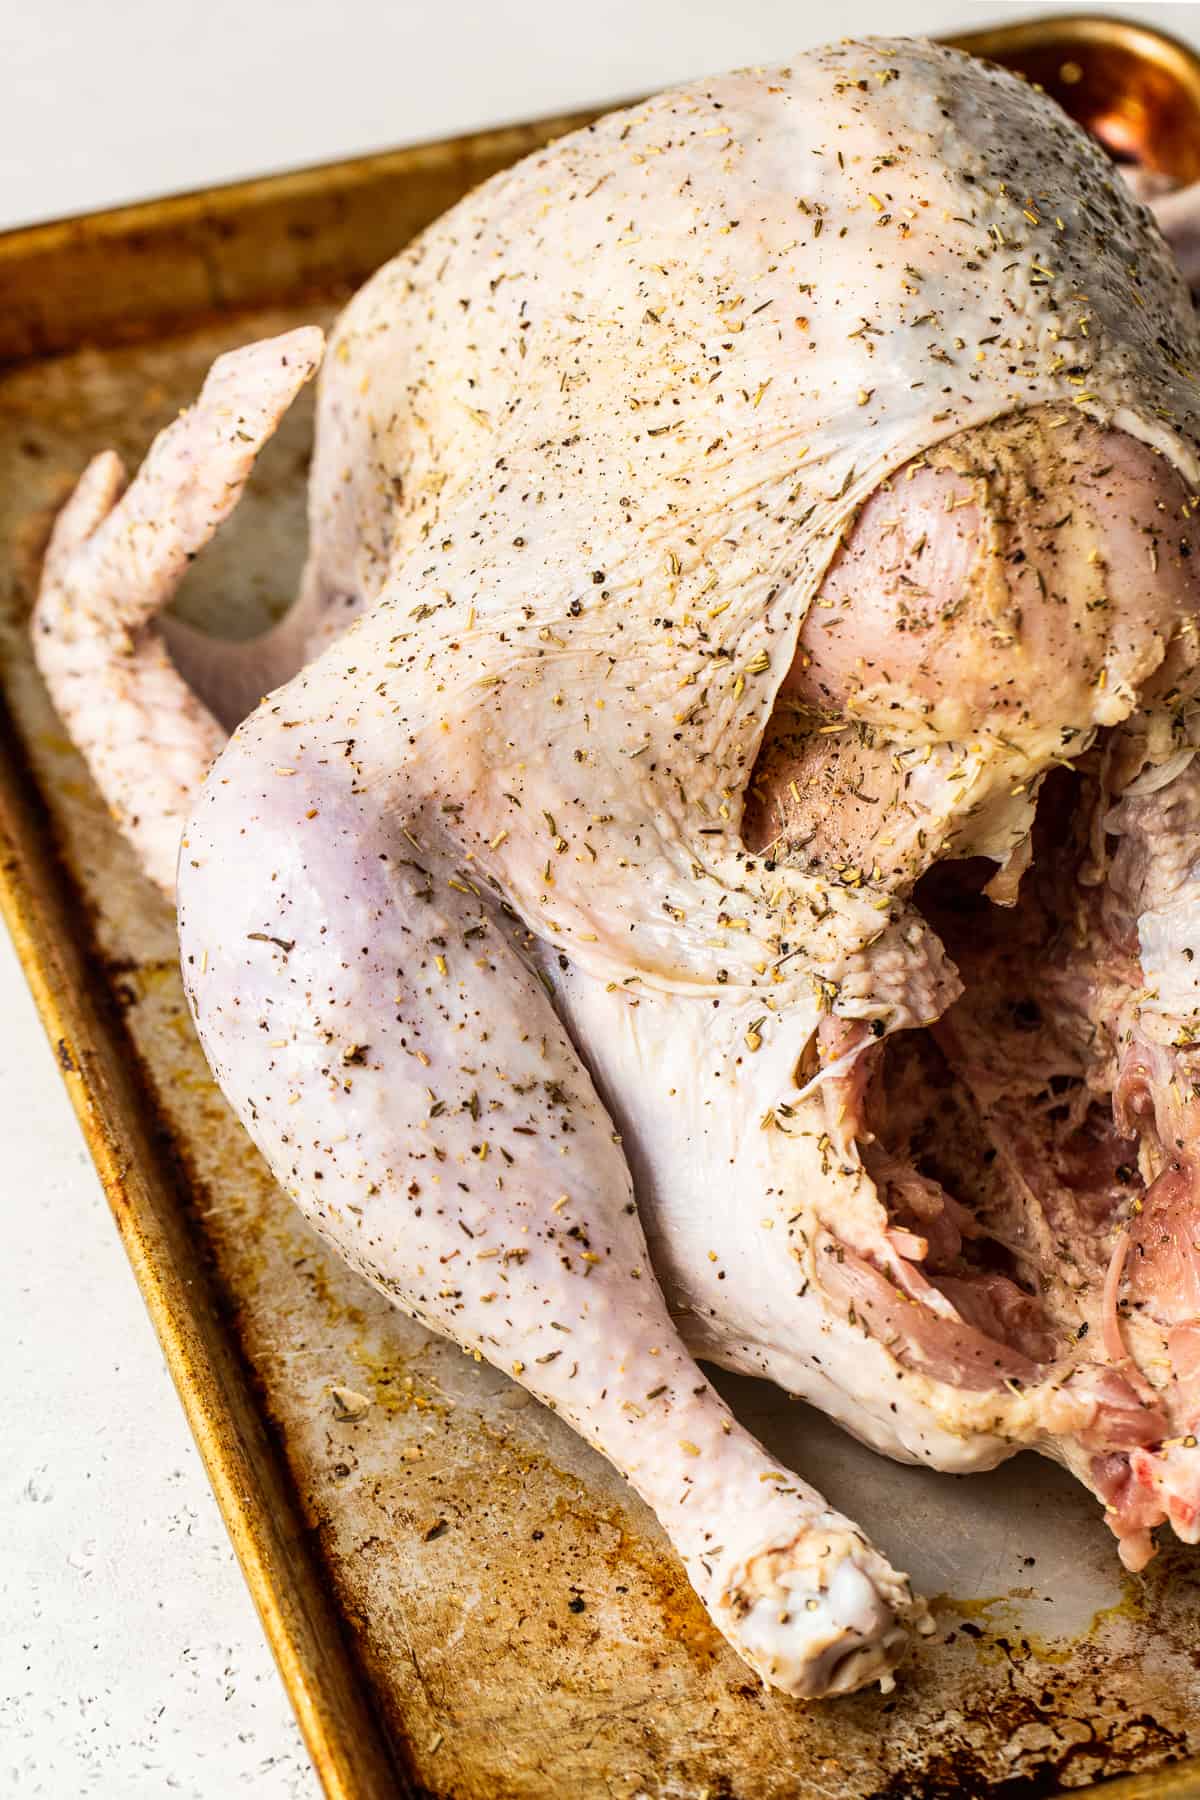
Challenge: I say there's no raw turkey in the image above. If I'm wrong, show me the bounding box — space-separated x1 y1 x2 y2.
32 38 1200 1699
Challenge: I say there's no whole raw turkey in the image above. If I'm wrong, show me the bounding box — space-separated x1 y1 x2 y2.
32 37 1200 1697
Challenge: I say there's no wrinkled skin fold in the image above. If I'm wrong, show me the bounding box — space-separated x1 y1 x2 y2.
29 37 1200 1698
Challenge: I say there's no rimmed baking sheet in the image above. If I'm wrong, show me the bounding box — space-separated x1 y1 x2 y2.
6 16 1200 1796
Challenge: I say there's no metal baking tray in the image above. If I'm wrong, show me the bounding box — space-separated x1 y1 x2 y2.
4 13 1200 1798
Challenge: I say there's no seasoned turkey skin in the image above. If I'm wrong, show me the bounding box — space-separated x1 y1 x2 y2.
30 37 1200 1697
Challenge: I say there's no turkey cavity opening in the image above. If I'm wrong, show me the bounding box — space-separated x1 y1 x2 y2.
857 754 1178 1370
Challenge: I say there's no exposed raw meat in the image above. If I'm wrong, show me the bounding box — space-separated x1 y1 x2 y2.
30 38 1200 1698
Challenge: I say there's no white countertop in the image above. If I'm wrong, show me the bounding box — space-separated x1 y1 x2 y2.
4 3 1199 1793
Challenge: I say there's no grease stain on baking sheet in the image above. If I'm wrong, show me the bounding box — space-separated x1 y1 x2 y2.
930 1566 1154 1669
599 1520 725 1671
347 1341 451 1422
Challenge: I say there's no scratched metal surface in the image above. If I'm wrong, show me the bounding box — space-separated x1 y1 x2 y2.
7 289 1200 1800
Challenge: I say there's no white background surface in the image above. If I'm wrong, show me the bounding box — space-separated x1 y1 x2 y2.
4 3 1200 1795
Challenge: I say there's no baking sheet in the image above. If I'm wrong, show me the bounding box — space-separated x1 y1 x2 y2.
6 17 1200 1798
